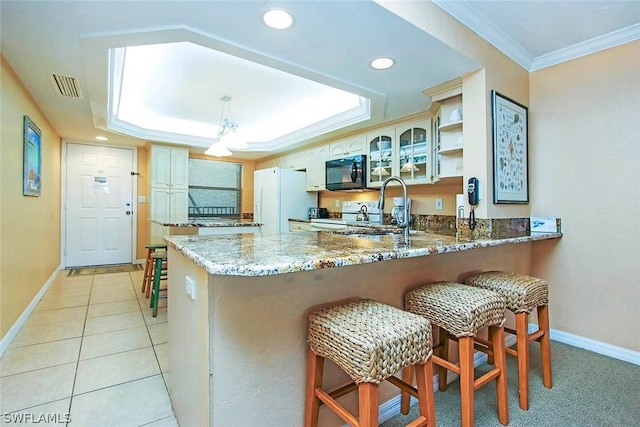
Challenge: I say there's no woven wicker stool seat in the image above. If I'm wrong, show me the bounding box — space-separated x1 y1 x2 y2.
305 299 435 427
402 282 509 427
466 271 553 410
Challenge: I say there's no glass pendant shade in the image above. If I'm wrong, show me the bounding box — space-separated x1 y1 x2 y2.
371 166 390 176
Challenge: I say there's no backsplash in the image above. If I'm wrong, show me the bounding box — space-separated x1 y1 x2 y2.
456 217 562 240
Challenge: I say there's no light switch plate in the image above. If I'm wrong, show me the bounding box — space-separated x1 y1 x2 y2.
435 198 443 210
138 195 147 203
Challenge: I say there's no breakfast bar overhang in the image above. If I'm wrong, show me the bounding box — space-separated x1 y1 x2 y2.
164 230 561 427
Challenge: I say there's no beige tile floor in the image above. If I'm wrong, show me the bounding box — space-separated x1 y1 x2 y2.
0 270 177 426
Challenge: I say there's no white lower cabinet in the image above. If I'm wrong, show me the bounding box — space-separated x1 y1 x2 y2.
289 220 313 231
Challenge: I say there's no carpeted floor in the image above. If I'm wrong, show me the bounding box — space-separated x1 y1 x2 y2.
382 341 640 427
66 263 143 276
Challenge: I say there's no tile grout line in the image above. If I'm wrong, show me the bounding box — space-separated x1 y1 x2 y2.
65 273 94 427
131 271 172 396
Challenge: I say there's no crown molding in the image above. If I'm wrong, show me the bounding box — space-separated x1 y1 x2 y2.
432 0 640 73
530 22 640 71
432 0 534 71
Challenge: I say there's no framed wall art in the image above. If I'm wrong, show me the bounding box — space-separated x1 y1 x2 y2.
23 115 42 197
491 90 529 204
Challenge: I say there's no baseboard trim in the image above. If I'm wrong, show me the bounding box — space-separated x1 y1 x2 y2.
135 258 146 265
546 326 640 366
378 323 640 423
0 265 62 358
374 326 640 425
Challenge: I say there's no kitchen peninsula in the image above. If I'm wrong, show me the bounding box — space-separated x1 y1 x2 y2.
165 230 561 426
150 219 261 244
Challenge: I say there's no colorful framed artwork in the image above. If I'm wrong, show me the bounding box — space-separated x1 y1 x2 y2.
23 115 42 197
491 90 529 204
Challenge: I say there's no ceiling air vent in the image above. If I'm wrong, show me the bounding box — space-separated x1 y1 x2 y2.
48 74 83 99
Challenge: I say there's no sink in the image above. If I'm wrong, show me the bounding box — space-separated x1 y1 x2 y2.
334 229 401 236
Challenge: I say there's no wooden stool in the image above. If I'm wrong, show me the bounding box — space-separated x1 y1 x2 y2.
142 244 167 298
402 282 509 427
149 251 168 317
305 299 436 427
466 271 552 410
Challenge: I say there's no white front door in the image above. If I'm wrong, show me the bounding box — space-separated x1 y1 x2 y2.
65 143 134 267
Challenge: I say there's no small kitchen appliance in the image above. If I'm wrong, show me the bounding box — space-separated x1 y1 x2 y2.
308 207 329 219
325 155 367 191
391 196 411 225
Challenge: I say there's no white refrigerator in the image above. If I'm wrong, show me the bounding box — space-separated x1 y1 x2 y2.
254 168 317 233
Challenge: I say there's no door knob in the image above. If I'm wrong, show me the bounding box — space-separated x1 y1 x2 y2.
126 210 132 215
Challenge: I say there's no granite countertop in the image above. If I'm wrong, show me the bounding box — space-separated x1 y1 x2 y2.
152 219 261 227
164 230 562 277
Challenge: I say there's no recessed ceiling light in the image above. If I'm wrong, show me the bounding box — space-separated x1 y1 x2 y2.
95 135 108 141
262 9 294 30
370 57 395 70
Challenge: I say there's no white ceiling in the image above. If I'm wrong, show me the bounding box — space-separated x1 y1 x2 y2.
2 1 639 160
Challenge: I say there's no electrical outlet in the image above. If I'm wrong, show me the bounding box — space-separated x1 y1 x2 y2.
335 199 340 208
185 276 196 300
436 198 443 210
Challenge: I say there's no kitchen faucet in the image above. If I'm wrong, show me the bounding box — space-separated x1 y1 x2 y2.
378 176 410 243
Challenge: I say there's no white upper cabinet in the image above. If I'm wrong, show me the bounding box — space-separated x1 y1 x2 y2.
396 119 432 185
279 151 306 171
366 120 432 187
435 94 463 180
306 145 328 191
366 127 395 188
329 135 366 159
424 78 464 183
151 145 189 189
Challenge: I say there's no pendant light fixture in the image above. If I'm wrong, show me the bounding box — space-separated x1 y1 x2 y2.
400 161 419 172
400 148 419 172
205 95 248 157
371 166 390 176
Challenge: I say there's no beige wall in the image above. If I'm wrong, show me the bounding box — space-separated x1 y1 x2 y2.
1 56 62 339
135 146 150 260
318 185 461 216
529 41 640 351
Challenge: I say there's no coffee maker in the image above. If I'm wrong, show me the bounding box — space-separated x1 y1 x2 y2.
391 197 411 225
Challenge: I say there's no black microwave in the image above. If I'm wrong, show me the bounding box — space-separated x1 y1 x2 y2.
325 155 367 191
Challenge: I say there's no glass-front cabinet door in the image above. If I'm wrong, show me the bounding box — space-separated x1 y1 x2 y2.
396 119 432 184
366 128 394 188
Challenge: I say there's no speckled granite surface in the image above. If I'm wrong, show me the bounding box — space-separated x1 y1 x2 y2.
154 219 261 227
165 230 561 277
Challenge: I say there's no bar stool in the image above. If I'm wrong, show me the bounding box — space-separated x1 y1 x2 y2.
305 299 436 427
149 251 168 317
141 244 167 298
465 271 552 410
402 282 509 427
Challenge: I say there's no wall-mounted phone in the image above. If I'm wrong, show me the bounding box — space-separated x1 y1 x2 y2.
468 177 479 206
467 177 479 230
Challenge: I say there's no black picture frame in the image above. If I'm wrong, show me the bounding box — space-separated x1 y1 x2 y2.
23 115 42 197
491 90 529 204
